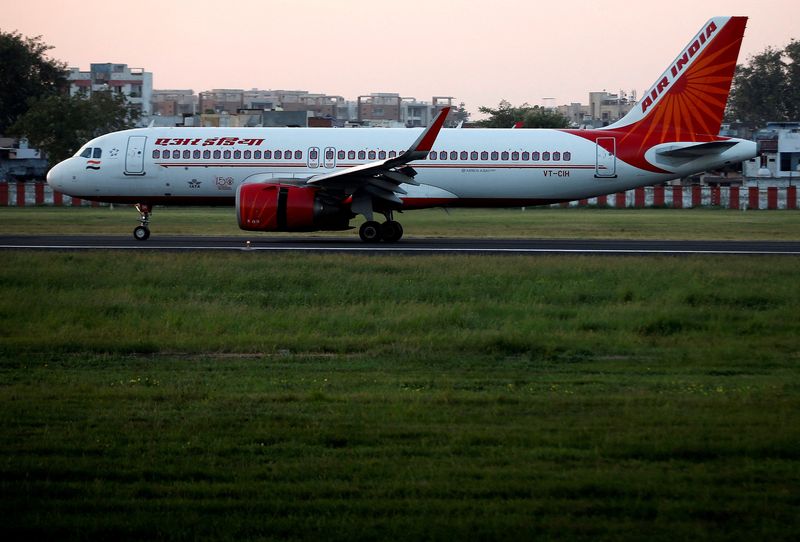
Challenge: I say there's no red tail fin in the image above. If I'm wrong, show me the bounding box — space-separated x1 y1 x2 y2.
610 16 748 144
570 17 749 173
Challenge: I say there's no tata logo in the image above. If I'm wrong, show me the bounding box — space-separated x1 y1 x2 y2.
640 21 718 114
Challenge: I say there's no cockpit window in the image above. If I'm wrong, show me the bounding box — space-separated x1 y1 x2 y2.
79 148 92 158
93 148 102 159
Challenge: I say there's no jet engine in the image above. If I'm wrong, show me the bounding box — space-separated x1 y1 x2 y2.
236 183 350 232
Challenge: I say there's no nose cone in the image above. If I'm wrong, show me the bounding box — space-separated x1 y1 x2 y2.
46 160 68 192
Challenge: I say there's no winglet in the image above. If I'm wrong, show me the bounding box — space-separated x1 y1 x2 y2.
405 106 450 158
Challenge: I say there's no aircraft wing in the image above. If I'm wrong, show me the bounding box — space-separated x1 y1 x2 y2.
306 107 450 215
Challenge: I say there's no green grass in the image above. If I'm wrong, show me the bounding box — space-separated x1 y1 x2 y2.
2 205 800 239
1 252 799 540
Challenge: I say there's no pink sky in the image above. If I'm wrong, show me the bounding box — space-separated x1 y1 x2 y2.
5 0 799 116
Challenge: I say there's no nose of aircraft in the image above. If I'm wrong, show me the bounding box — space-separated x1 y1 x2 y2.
46 160 68 192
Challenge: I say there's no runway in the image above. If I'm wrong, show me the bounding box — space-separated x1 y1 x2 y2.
2 235 800 255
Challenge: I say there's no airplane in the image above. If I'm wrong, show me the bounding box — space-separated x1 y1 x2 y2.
46 16 756 243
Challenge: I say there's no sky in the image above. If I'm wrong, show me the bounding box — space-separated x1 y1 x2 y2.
4 0 799 117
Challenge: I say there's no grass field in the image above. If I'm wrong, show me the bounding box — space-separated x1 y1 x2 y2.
2 205 800 239
1 247 799 540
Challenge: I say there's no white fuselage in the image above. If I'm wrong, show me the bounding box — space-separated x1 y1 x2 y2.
47 126 756 207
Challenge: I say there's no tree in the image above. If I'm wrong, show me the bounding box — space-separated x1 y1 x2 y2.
784 40 800 121
10 91 139 164
0 30 67 134
445 102 470 127
474 100 569 128
726 40 800 128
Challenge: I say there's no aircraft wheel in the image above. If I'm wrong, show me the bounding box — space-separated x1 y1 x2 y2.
381 221 403 243
359 221 382 243
133 225 151 241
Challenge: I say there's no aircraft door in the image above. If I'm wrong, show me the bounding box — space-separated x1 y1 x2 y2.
595 137 617 178
324 147 336 169
307 147 320 168
125 136 147 175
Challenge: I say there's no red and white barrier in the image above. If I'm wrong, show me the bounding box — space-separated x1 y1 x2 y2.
0 181 101 207
559 185 798 210
1 181 798 210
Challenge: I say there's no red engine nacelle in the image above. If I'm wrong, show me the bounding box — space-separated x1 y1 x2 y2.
236 183 349 232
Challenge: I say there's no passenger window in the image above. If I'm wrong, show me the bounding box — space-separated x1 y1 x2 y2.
491 151 499 160
284 149 291 159
450 151 458 160
470 151 478 160
388 150 397 158
80 148 92 158
93 148 102 159
429 151 437 160
358 150 366 160
532 151 540 161
553 151 561 161
152 150 160 159
295 150 302 160
460 151 468 160
501 151 509 160
213 150 221 159
368 150 376 160
378 150 386 159
348 150 356 160
173 150 180 159
193 150 201 159
203 150 211 159
521 151 530 160
260 150 268 159
511 151 519 161
223 150 232 159
310 149 318 160
275 150 283 159
543 152 551 161
183 150 190 159
234 150 241 159
563 151 571 161
325 149 333 159
481 151 488 160
337 150 345 160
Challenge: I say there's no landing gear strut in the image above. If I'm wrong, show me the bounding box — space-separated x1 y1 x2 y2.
133 204 151 241
358 212 404 243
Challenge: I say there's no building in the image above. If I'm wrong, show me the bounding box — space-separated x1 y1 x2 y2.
151 89 197 117
151 87 460 127
355 94 455 127
199 89 244 114
0 138 47 181
357 93 402 125
68 63 153 118
743 122 800 186
557 90 636 128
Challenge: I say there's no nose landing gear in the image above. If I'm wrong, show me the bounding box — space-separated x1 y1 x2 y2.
133 204 151 241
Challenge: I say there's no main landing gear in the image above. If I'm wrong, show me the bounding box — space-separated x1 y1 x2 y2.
359 215 404 243
133 203 151 241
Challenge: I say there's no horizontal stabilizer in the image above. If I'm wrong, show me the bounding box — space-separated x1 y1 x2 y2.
656 141 738 158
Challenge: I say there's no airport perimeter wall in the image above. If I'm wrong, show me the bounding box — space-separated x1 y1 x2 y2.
1 181 798 210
